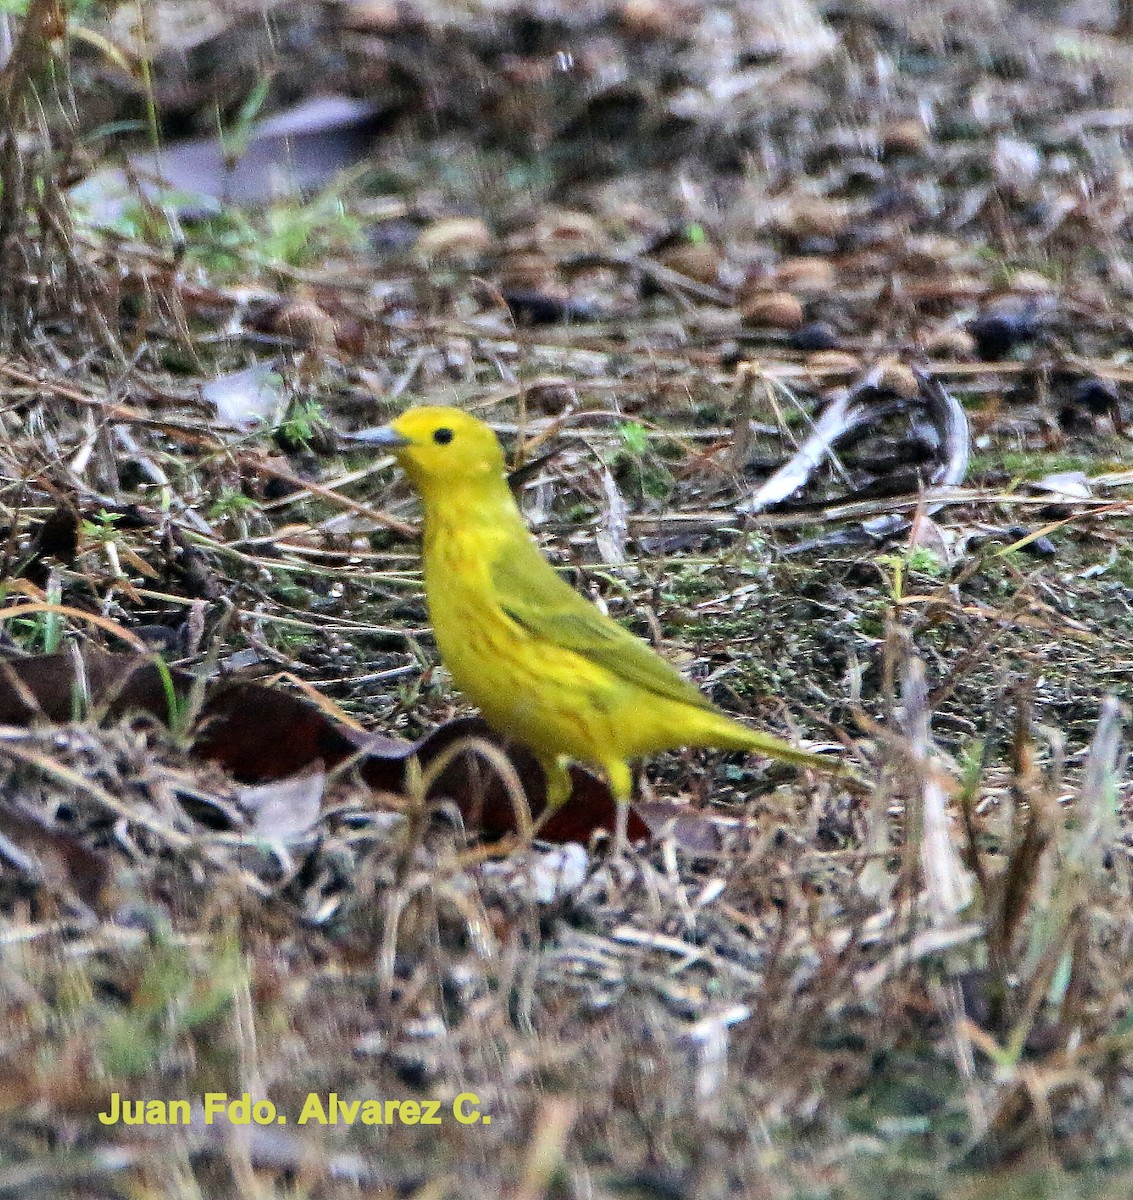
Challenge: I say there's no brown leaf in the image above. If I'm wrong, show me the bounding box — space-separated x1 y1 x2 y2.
0 652 642 845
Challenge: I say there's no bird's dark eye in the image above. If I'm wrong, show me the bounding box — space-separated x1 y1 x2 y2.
433 427 454 445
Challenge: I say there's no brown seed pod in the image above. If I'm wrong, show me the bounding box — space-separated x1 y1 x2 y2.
657 240 723 286
333 316 368 357
535 209 609 258
874 358 920 399
618 0 677 35
1008 269 1055 295
275 300 337 350
902 235 968 272
416 217 492 265
774 256 835 293
778 196 850 240
740 290 804 330
338 1 401 32
880 118 930 155
921 327 977 359
805 350 860 373
497 251 558 293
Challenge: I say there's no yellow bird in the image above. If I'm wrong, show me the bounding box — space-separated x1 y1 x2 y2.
364 406 834 844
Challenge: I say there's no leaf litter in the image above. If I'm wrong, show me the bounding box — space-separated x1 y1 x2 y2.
7 0 1133 1195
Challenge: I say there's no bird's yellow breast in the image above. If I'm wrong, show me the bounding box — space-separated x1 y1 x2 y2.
422 513 739 773
379 404 832 801
422 518 620 764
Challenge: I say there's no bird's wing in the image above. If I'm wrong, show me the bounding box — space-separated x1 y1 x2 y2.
490 543 715 711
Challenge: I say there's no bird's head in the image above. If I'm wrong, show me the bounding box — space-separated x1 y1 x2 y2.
358 406 507 498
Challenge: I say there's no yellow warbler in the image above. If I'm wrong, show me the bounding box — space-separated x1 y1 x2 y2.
366 406 833 840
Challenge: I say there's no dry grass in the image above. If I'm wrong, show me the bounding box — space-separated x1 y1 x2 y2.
5 1 1133 1196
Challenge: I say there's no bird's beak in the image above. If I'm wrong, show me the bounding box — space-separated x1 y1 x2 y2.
347 424 411 449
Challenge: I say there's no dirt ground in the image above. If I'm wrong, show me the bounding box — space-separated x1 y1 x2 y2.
6 1 1133 1196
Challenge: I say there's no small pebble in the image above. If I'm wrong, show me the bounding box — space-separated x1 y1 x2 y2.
789 321 840 351
968 309 1041 360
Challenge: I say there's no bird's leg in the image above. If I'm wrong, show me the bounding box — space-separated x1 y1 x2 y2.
604 760 634 857
543 757 574 810
529 756 574 840
613 802 629 857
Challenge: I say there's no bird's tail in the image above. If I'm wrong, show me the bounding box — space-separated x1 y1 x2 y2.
686 707 839 773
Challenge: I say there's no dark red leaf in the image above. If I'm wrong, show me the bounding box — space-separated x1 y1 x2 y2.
0 652 641 844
